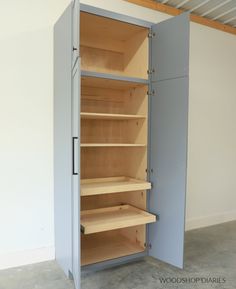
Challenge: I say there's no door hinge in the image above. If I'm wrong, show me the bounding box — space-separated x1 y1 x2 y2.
148 32 156 38
147 68 155 75
147 90 155 96
146 168 154 174
144 242 152 250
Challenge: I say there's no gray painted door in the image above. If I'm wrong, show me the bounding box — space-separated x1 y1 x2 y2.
148 13 189 268
54 3 73 277
72 59 81 289
151 13 189 82
72 0 80 67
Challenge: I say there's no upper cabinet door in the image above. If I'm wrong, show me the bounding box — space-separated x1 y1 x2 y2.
151 13 189 82
148 13 190 269
72 0 80 66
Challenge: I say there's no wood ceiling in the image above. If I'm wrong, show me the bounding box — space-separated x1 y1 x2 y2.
125 0 236 35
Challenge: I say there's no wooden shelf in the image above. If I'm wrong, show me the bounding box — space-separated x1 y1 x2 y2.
81 232 144 266
81 112 146 120
81 70 148 90
81 176 151 196
81 204 156 234
81 143 146 147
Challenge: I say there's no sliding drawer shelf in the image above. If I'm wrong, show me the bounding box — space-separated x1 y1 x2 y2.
81 143 146 147
81 231 144 266
81 176 151 196
81 205 156 234
81 112 146 120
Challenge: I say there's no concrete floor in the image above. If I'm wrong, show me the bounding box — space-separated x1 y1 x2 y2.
0 221 236 289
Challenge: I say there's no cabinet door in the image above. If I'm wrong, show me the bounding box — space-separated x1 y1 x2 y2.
72 0 80 67
54 3 73 277
72 59 81 289
148 13 189 268
151 13 189 82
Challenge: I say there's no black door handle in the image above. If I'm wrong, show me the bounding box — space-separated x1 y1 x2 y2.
72 137 78 175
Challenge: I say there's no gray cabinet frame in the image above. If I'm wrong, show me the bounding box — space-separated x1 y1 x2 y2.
54 3 189 289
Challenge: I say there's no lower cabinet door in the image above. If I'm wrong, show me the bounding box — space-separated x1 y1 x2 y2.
72 59 81 289
148 77 189 268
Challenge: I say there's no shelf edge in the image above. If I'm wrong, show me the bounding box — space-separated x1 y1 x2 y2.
81 70 149 85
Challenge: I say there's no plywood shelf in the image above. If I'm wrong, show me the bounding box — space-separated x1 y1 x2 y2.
81 204 156 234
81 232 145 266
81 70 148 90
81 143 146 148
81 176 151 196
81 112 146 120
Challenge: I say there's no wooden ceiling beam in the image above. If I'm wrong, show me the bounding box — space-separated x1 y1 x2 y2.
125 0 236 36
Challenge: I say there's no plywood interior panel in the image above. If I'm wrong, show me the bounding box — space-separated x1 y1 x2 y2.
81 190 146 210
123 148 148 180
81 230 145 266
81 46 124 76
81 147 147 179
81 119 146 144
81 84 148 115
80 12 147 47
80 12 152 266
123 30 148 79
80 12 149 79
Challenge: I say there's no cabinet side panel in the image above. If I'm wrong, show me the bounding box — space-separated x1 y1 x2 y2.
54 4 72 276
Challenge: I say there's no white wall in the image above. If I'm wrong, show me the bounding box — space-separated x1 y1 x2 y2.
0 0 236 269
187 23 236 229
0 0 71 269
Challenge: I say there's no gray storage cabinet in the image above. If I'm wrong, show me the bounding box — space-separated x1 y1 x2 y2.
54 1 189 289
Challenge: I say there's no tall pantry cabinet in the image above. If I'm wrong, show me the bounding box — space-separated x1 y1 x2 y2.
54 1 189 289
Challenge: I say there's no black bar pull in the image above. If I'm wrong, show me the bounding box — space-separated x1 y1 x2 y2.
72 137 78 175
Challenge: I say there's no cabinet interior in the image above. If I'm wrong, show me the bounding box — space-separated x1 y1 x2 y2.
81 79 148 145
80 12 149 79
80 12 156 266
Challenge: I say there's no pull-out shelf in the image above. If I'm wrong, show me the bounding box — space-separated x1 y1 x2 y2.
81 205 156 234
81 176 151 196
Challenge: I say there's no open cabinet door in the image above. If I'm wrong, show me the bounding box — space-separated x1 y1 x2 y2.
72 59 81 289
148 13 190 268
